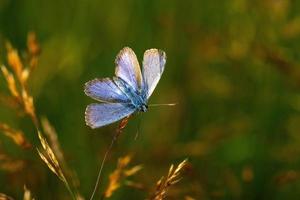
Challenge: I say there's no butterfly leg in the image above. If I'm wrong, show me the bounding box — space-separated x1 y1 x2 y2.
116 115 131 136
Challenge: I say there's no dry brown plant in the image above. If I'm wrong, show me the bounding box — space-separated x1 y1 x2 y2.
23 185 34 200
103 155 142 198
0 123 31 149
0 193 14 200
0 33 78 199
150 159 188 200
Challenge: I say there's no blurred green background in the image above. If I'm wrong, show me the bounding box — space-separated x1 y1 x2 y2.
1 0 300 199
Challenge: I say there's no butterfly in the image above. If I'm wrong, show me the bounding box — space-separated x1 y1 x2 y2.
84 47 166 129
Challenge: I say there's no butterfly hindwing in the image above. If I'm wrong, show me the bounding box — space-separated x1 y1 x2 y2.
85 103 136 129
84 78 130 103
115 47 143 91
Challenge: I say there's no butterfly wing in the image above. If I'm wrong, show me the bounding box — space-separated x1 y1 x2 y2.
85 103 136 128
84 78 130 103
142 49 166 98
115 47 143 91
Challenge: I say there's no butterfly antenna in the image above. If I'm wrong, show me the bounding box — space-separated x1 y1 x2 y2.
89 117 130 200
148 103 177 107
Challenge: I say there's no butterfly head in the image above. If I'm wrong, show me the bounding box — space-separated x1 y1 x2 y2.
139 104 148 112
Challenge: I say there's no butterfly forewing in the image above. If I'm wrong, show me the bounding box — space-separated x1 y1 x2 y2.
85 103 136 129
142 49 166 98
84 78 130 103
115 47 143 91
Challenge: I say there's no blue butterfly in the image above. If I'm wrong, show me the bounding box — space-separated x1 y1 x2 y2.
84 47 166 129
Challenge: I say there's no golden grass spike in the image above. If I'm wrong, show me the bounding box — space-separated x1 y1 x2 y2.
5 42 23 83
118 155 131 168
124 165 143 176
1 35 76 200
41 117 64 164
151 159 188 200
103 155 142 198
0 152 25 172
103 156 131 198
23 185 34 200
0 123 31 149
167 164 174 179
41 117 84 199
37 131 61 174
124 180 144 190
35 124 77 200
0 193 14 200
27 32 40 72
184 196 196 200
21 89 36 120
21 68 30 84
36 131 78 200
27 32 41 55
37 148 61 179
27 32 40 56
1 65 20 100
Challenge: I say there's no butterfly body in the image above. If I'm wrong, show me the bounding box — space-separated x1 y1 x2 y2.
84 47 166 129
113 77 148 112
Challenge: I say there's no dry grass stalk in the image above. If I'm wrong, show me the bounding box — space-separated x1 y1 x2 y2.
124 180 144 190
184 196 196 200
36 131 66 183
41 117 83 197
1 66 21 101
41 117 64 164
27 32 40 71
103 155 142 198
0 93 20 108
21 89 36 123
0 152 25 172
0 193 14 200
2 36 39 121
27 32 40 56
151 159 188 200
1 64 36 124
1 34 77 199
23 185 34 200
0 123 31 149
36 131 77 199
5 42 23 84
21 68 30 84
